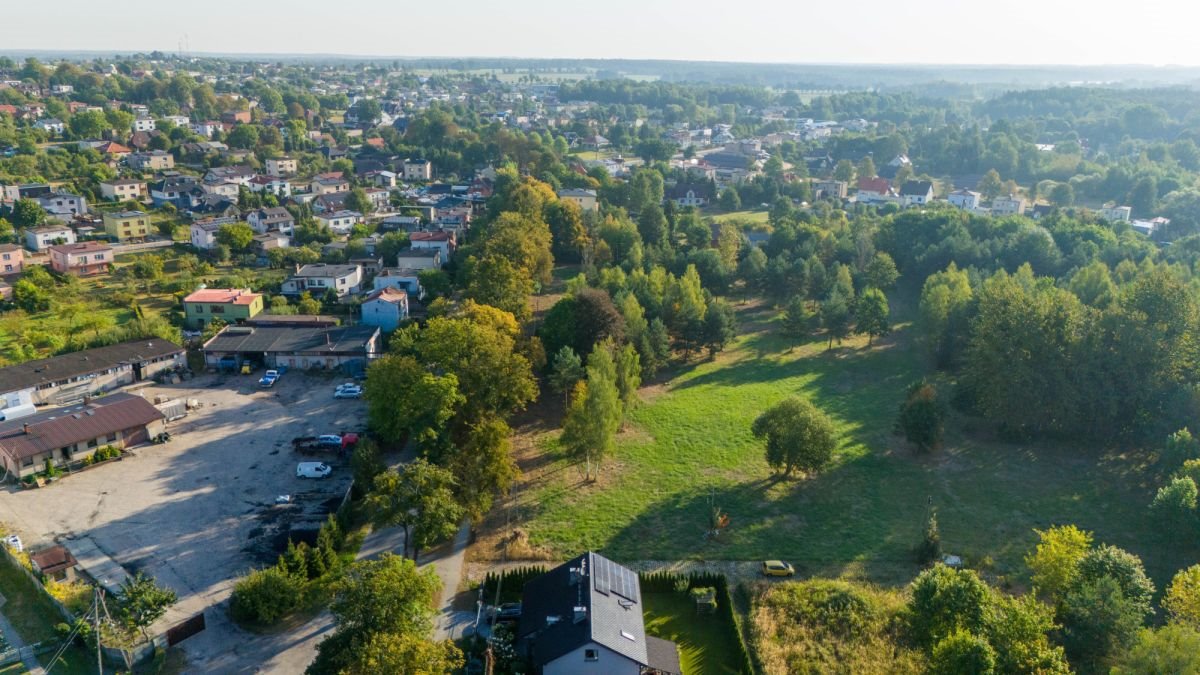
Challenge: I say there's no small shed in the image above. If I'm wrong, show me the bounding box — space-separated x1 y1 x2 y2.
30 545 79 582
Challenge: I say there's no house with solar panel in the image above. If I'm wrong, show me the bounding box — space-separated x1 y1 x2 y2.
517 551 681 675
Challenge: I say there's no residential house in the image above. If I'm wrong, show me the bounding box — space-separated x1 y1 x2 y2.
1098 204 1133 222
350 256 385 276
265 157 298 176
247 207 296 235
0 281 11 301
403 158 432 181
665 183 709 208
161 115 189 127
0 244 23 276
280 263 363 298
379 215 422 233
132 117 156 132
190 121 222 138
201 324 380 373
221 110 251 125
247 175 292 197
315 210 364 235
948 189 981 210
49 241 111 276
99 178 148 202
204 165 256 188
366 170 397 188
182 288 264 329
188 216 237 250
394 247 442 270
1131 217 1170 236
899 180 934 207
36 118 65 135
37 191 88 218
25 225 76 251
360 287 409 331
517 551 682 675
150 175 200 209
856 177 894 204
252 232 291 253
409 231 455 259
373 267 424 298
815 180 848 200
95 141 132 161
127 150 174 171
555 187 599 213
991 194 1026 216
102 210 152 241
312 174 351 195
0 393 167 479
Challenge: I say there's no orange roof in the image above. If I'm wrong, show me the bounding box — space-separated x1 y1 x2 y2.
365 287 407 304
183 288 262 305
99 141 132 154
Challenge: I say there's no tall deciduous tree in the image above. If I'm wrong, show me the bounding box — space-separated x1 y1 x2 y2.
364 355 463 456
896 381 945 453
751 397 838 476
560 345 622 481
856 288 890 346
366 460 464 560
820 289 851 350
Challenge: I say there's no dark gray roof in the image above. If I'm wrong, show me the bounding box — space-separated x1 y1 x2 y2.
0 340 183 395
202 325 377 356
646 636 682 675
519 551 651 668
291 264 360 278
900 180 934 196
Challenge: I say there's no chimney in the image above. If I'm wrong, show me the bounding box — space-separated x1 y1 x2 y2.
573 606 587 624
22 423 29 434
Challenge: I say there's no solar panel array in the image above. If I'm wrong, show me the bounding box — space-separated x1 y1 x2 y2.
591 554 639 604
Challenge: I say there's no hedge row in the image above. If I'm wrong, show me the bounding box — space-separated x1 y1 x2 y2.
480 565 548 605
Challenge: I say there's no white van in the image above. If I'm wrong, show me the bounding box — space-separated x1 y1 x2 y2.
296 462 332 479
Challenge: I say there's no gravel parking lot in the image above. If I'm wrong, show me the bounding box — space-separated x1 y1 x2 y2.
0 371 365 672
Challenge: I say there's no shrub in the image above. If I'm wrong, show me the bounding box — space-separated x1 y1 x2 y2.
230 567 303 625
916 508 942 565
773 579 880 640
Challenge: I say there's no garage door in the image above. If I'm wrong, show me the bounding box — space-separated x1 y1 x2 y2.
124 426 150 447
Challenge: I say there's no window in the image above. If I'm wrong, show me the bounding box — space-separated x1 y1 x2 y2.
88 438 98 449
195 305 204 313
584 649 598 662
106 433 117 443
211 305 225 314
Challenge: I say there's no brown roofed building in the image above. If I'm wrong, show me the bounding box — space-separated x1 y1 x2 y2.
0 393 166 478
49 241 112 276
30 545 79 581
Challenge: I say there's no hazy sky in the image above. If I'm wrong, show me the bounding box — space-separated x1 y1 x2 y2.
2 0 1197 65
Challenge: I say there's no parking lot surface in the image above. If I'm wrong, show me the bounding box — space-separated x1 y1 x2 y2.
0 372 365 673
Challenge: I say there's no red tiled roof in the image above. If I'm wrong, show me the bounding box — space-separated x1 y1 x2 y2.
410 231 452 242
364 287 407 304
857 177 891 193
183 288 261 305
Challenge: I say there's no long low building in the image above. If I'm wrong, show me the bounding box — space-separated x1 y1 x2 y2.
0 339 186 410
201 324 380 373
0 393 166 479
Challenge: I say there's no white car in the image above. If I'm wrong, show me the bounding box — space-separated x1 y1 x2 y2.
334 384 363 399
296 462 332 479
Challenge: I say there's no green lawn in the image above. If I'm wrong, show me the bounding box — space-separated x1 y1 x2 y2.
709 210 770 225
513 297 1192 589
0 555 67 644
642 592 742 675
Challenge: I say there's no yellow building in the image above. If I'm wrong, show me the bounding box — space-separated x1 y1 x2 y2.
103 210 152 241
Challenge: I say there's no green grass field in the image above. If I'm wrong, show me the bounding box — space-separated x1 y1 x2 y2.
511 297 1193 589
709 210 770 225
643 592 742 675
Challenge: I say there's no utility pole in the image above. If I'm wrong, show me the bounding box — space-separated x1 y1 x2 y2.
94 588 102 675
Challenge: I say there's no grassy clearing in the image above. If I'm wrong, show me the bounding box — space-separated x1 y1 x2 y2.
708 210 770 225
0 554 67 644
642 591 743 675
487 295 1192 591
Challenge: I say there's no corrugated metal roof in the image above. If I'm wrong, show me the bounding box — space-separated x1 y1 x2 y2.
0 340 183 394
202 325 378 356
0 393 165 461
